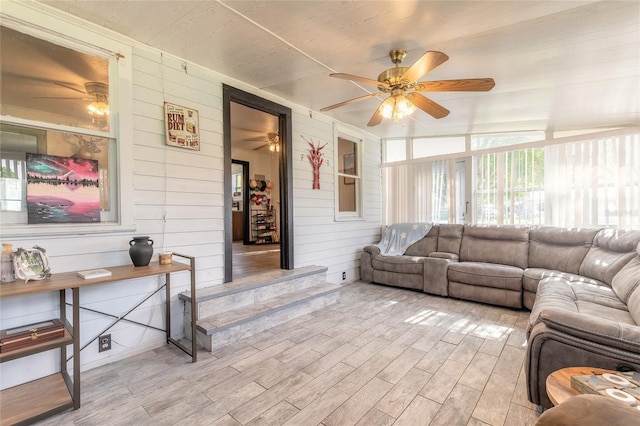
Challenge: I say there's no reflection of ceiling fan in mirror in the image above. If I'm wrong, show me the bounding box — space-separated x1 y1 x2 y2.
37 81 109 117
321 49 495 126
245 132 279 152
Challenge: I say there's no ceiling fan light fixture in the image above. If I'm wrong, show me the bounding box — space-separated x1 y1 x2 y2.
380 101 394 119
396 96 416 117
269 133 280 152
88 100 109 116
380 93 416 122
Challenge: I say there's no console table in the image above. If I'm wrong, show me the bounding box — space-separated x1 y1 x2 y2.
0 253 196 425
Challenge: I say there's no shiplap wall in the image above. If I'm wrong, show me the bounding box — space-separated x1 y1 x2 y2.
292 113 382 283
0 3 382 389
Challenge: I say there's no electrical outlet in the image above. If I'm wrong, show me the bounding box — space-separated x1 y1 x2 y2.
99 334 111 352
342 272 346 280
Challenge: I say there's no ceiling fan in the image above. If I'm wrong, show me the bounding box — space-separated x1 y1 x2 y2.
321 49 495 126
37 81 110 116
245 132 280 152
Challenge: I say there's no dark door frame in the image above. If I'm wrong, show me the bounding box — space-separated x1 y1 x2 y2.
223 85 294 283
231 159 251 245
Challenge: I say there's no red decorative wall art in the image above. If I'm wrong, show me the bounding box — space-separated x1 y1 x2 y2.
303 136 327 190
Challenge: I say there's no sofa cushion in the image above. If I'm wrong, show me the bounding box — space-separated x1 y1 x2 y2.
404 226 438 256
459 225 529 268
613 246 640 324
372 255 423 274
528 226 599 274
448 262 523 291
523 268 602 294
579 229 640 285
611 246 640 302
528 277 633 336
436 223 464 255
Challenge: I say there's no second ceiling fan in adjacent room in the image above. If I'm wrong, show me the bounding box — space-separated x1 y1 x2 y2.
245 132 280 152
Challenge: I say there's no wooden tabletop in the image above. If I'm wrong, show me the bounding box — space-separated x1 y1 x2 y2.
0 261 191 299
546 366 616 406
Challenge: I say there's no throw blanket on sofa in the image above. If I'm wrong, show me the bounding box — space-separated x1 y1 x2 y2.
377 223 433 256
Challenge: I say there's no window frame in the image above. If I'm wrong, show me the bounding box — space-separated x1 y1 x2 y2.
0 4 134 237
333 125 364 221
412 136 466 159
383 138 409 163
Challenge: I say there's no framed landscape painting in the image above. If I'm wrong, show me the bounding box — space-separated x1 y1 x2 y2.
26 153 101 224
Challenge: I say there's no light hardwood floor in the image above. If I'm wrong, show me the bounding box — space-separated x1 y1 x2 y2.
40 282 541 426
232 242 280 280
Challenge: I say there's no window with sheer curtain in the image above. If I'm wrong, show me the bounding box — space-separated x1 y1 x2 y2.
473 132 639 228
546 133 640 229
382 130 639 229
473 148 545 225
381 159 455 225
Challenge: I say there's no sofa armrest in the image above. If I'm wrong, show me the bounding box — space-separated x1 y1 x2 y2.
537 308 640 353
423 256 455 297
364 245 381 256
429 251 459 261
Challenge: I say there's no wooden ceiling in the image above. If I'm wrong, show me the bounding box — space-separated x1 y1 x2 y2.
35 1 640 138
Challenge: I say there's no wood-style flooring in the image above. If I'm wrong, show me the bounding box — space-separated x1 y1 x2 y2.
39 282 541 426
233 242 281 280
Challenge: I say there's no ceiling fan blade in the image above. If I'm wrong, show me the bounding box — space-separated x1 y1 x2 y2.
367 96 395 126
330 73 389 90
320 93 382 112
54 82 87 94
244 136 268 142
34 96 91 100
400 51 449 84
367 108 384 127
253 143 269 151
406 93 450 119
414 78 496 92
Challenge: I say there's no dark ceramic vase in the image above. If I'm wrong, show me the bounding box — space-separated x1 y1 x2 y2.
129 236 154 267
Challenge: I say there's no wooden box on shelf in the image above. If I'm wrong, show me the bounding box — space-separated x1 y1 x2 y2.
0 318 65 353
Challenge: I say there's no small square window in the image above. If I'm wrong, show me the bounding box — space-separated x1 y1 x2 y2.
335 130 364 220
384 139 407 163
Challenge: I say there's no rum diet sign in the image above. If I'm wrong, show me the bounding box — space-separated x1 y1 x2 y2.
164 102 200 151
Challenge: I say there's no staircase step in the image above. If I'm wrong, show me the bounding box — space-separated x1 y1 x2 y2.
191 283 341 351
180 265 328 317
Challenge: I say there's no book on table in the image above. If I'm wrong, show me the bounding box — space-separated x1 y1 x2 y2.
76 268 112 279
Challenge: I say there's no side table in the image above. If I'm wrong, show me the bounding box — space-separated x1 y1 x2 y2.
546 366 615 406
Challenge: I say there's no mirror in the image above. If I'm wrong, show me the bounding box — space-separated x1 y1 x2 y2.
231 159 249 244
232 162 243 212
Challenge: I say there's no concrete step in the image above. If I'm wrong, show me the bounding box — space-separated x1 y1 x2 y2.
179 265 340 351
190 283 341 351
179 265 328 318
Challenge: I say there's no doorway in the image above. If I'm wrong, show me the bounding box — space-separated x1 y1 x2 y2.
223 85 293 283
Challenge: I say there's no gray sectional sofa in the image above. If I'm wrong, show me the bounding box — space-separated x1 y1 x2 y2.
360 223 640 408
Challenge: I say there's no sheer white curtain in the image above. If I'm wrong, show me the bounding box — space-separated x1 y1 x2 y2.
382 160 454 225
546 133 640 229
473 148 544 225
